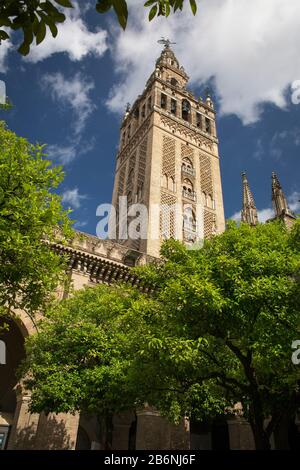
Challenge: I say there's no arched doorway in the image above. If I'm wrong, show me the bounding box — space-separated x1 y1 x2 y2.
190 418 230 450
75 425 91 450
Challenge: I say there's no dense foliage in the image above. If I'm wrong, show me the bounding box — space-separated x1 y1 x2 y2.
22 220 300 449
0 121 72 318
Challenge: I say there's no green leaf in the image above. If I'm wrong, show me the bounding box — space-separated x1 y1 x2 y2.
96 0 112 13
18 27 34 56
148 4 157 21
18 40 30 56
144 0 156 6
0 30 9 40
51 12 66 23
48 19 58 37
165 2 171 17
173 0 183 12
36 20 47 45
112 0 128 30
189 0 197 15
41 14 58 38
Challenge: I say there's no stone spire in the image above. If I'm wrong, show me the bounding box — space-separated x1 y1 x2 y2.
154 42 189 87
271 172 295 225
156 41 179 67
241 172 258 226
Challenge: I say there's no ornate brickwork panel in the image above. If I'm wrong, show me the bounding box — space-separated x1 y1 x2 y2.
160 114 214 152
204 210 215 238
126 151 136 193
160 190 177 238
162 135 176 178
181 143 194 162
118 116 151 165
137 137 148 199
118 163 126 196
199 153 213 196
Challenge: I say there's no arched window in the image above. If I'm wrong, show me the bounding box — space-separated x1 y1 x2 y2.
183 206 197 242
161 174 168 188
161 93 167 109
183 207 196 231
205 117 211 134
171 77 178 87
183 178 193 193
182 99 191 122
127 168 134 186
137 183 143 200
168 177 175 192
171 98 177 115
182 158 194 176
127 191 132 206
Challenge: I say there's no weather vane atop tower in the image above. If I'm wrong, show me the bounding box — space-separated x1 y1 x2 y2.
158 37 176 49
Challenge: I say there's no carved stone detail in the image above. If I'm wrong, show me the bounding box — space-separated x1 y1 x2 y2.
160 114 214 151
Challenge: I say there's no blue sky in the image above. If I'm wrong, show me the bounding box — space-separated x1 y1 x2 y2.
0 0 299 235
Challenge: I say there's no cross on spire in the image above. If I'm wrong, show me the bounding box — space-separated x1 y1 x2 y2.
157 37 176 49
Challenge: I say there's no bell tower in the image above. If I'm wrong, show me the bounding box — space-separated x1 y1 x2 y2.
111 41 225 257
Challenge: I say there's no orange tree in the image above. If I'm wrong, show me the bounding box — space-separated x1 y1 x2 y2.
0 122 72 319
21 220 300 449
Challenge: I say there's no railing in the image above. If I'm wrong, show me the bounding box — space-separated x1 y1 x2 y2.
183 224 197 232
182 189 196 201
183 227 197 241
182 166 196 177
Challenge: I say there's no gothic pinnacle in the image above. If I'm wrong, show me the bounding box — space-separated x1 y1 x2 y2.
271 172 294 219
241 172 258 226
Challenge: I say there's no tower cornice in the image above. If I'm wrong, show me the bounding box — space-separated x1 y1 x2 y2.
155 107 218 145
123 75 215 124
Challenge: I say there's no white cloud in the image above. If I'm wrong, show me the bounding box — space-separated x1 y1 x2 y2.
107 0 300 123
230 210 241 223
74 220 88 229
289 191 300 214
270 128 300 159
0 30 12 73
42 72 95 135
24 2 107 63
61 188 87 209
46 143 76 165
257 208 275 223
253 139 264 161
46 137 95 165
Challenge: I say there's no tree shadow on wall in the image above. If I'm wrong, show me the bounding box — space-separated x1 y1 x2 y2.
10 420 39 450
12 413 74 450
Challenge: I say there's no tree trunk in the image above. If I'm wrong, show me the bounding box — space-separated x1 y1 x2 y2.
248 398 271 450
97 413 113 450
250 423 271 450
